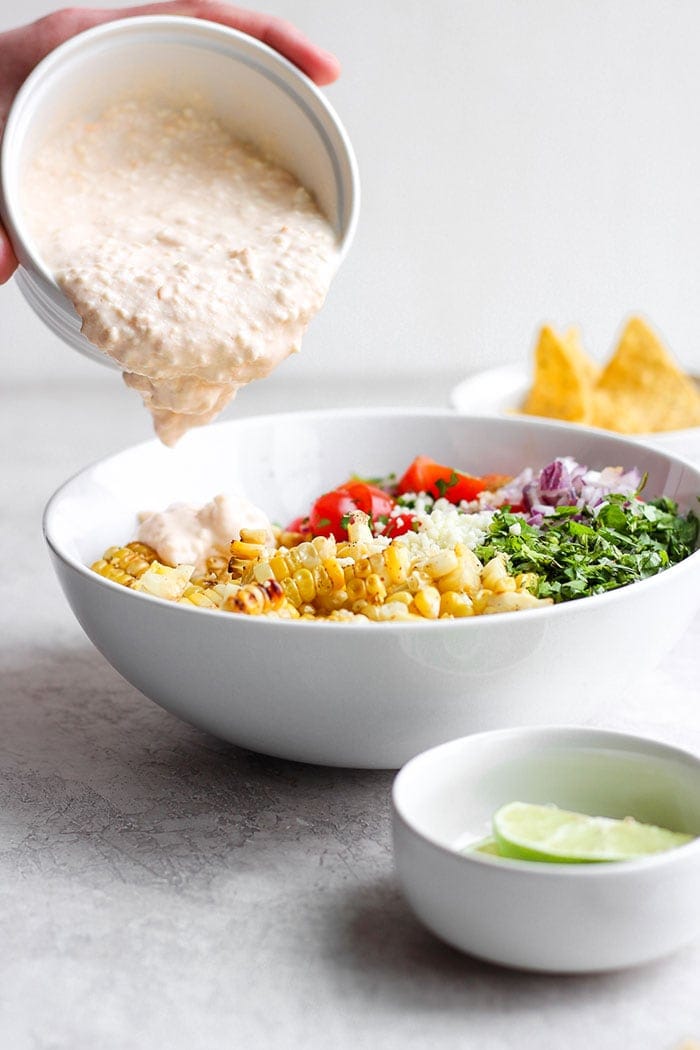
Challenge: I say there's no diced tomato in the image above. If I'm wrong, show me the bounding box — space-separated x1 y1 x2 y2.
284 515 311 534
306 481 395 540
396 455 493 504
383 510 418 537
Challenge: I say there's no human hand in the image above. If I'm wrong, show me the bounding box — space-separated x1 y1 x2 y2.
0 1 341 282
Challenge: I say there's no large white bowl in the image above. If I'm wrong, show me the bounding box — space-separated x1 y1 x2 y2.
0 15 359 366
392 726 700 972
43 410 700 768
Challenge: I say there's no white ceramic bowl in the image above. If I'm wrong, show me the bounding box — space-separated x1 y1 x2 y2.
450 364 700 461
43 409 700 768
0 15 359 366
392 726 700 972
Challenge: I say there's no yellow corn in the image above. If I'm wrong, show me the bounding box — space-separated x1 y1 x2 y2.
91 542 158 587
411 586 441 619
239 528 270 545
439 591 474 618
94 525 545 622
293 567 315 603
365 573 387 604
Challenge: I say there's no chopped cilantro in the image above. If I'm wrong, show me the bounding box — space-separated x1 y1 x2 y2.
476 494 698 602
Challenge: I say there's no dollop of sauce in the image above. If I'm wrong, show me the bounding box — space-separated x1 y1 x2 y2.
24 98 338 444
137 492 274 573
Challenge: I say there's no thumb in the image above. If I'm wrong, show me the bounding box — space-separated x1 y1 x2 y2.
0 224 18 283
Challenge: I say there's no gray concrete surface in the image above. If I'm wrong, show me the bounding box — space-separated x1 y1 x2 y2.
2 379 700 1049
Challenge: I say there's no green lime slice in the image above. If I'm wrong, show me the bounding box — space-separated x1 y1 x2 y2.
467 835 502 857
493 801 694 864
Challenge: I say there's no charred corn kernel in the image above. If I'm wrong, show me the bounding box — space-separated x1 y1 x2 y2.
346 577 367 602
252 561 274 583
294 567 316 603
411 586 441 619
354 557 372 579
322 557 345 591
205 554 230 581
314 566 332 597
385 544 410 584
277 529 307 549
282 576 302 606
91 560 138 588
388 590 413 606
224 585 265 615
365 573 387 604
223 578 285 615
230 540 265 562
438 552 483 595
481 554 511 592
239 528 269 545
92 542 157 585
326 589 350 610
295 542 321 569
181 584 219 608
423 549 459 579
270 552 291 581
439 591 474 618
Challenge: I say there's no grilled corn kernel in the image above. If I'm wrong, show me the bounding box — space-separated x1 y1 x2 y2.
365 573 387 604
230 540 266 562
385 544 410 585
439 591 474 618
293 567 316 603
322 557 346 591
346 577 367 602
423 549 459 579
411 586 441 619
239 528 270 545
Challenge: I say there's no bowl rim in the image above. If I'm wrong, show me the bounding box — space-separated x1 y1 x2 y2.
392 723 700 877
0 13 360 282
43 407 700 632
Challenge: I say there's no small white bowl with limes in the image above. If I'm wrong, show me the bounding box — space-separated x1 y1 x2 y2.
392 726 700 973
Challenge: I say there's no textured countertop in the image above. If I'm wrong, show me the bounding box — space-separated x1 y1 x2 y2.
2 376 700 1050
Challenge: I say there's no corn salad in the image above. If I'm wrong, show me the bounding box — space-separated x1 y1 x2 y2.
92 512 550 622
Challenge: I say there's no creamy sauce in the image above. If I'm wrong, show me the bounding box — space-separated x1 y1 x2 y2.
24 98 338 444
137 492 274 573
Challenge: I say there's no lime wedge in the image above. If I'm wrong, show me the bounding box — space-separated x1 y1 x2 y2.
467 835 502 857
493 801 694 864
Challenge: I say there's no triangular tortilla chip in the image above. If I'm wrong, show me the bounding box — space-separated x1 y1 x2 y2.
591 317 700 433
522 325 600 422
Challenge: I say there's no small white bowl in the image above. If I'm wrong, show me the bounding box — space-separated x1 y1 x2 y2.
43 410 700 768
449 364 700 461
392 726 700 972
0 15 359 366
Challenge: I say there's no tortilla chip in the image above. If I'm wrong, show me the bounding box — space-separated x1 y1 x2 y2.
591 317 700 433
522 325 600 422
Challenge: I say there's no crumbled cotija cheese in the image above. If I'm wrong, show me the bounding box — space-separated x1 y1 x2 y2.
23 98 338 445
395 499 494 557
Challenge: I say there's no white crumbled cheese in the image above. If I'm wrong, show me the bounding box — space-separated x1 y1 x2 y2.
394 498 494 557
509 521 522 537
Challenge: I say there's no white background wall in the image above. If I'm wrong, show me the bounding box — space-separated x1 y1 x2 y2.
2 0 700 388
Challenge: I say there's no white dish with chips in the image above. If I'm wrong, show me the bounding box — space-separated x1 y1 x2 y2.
449 364 700 461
